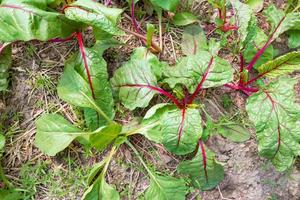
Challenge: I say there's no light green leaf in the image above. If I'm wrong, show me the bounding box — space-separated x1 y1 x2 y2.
35 114 86 156
0 44 11 91
149 0 179 12
218 124 251 143
142 104 202 155
246 0 264 12
90 123 122 152
257 51 300 78
64 0 123 36
65 46 115 130
181 25 208 56
231 0 255 46
173 12 198 26
146 24 155 48
246 77 300 171
287 30 300 48
177 143 225 190
145 173 187 200
83 177 120 200
111 47 165 110
163 51 233 94
57 64 96 109
0 133 5 150
263 4 300 41
0 0 80 42
244 28 274 69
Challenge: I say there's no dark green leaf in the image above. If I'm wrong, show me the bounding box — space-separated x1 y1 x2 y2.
0 189 21 200
0 44 11 91
218 124 251 142
287 30 300 48
149 0 179 12
173 12 198 26
90 123 122 152
177 143 224 190
181 25 208 55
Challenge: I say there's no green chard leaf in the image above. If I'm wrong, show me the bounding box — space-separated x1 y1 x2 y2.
0 0 80 42
57 46 114 127
0 44 11 91
246 77 300 171
218 123 251 143
111 47 166 110
243 28 274 69
231 0 256 47
181 25 208 56
89 123 122 152
149 0 179 12
256 51 300 78
142 103 202 155
163 51 234 94
0 189 21 200
287 30 300 48
263 4 300 42
83 177 120 200
145 173 187 200
173 12 198 26
35 114 86 156
64 0 123 37
177 141 225 190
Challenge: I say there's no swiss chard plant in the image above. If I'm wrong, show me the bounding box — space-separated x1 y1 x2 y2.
222 0 300 171
1 0 300 199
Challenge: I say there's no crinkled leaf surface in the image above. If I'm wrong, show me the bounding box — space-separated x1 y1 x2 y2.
149 0 179 12
89 123 121 152
231 0 255 46
163 51 233 94
244 28 274 69
246 77 300 171
181 25 208 56
142 104 202 155
66 46 115 130
257 51 300 78
145 173 187 200
0 44 11 91
0 0 80 42
35 114 86 156
64 0 123 36
177 143 224 190
111 48 164 110
263 4 300 41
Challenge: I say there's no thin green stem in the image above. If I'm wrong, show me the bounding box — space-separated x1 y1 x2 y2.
100 146 117 179
125 141 156 180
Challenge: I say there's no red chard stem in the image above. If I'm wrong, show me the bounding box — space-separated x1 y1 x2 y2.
188 57 214 104
199 139 208 182
76 32 96 99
